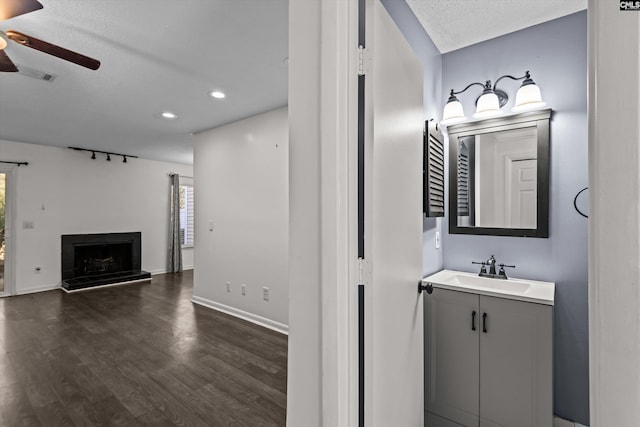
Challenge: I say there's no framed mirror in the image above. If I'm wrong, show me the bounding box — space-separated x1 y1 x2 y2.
447 109 551 237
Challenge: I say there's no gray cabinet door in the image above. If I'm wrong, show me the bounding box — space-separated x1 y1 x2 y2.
425 288 480 426
479 296 553 427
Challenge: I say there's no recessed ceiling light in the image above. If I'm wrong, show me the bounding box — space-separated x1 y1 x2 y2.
210 91 226 99
161 111 178 120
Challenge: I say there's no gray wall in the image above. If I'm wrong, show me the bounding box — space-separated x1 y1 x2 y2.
381 0 444 277
441 12 589 425
379 3 588 424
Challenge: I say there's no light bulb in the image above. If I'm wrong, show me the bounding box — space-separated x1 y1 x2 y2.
441 91 467 126
512 84 546 112
473 92 503 119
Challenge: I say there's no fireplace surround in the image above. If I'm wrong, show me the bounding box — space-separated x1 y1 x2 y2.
61 232 151 291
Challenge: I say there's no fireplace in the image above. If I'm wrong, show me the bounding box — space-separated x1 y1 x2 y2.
61 232 151 291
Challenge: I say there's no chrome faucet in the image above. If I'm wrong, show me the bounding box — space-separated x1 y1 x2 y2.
472 255 515 279
486 255 497 275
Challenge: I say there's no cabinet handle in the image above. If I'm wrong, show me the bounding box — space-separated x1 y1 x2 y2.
472 311 476 331
482 313 488 333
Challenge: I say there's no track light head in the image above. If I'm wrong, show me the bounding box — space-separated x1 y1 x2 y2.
67 147 137 164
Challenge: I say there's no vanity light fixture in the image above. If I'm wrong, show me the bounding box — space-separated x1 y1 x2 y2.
441 71 546 126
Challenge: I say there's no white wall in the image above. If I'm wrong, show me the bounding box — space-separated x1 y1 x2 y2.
0 139 193 295
192 107 288 332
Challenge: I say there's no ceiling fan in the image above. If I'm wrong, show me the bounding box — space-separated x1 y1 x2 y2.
0 0 100 72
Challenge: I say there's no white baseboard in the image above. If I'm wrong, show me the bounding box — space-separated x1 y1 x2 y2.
191 295 288 335
16 283 61 295
148 266 194 275
555 416 588 427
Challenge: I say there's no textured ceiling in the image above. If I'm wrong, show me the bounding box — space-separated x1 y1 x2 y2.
0 0 288 164
406 0 587 53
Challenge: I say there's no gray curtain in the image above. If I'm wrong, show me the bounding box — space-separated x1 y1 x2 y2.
168 173 183 273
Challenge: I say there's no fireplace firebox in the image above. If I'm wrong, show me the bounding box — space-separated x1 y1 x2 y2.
61 232 151 291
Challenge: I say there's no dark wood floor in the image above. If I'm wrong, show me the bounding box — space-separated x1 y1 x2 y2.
0 271 288 426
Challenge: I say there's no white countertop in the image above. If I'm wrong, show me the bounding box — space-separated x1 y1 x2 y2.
423 269 555 306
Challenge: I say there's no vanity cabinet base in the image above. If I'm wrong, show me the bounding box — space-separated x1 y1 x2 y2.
425 287 553 427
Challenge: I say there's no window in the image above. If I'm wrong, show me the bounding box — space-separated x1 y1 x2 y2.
179 184 194 247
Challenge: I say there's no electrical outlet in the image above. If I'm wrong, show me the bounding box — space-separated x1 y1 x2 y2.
226 282 231 293
241 284 246 296
263 287 270 301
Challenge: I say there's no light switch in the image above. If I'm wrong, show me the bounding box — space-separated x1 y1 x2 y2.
23 221 34 229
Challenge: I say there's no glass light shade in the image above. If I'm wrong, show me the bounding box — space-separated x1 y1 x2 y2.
473 92 503 119
0 37 6 50
512 83 546 112
441 100 466 126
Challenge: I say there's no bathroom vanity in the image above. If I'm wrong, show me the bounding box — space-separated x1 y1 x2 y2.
422 269 554 427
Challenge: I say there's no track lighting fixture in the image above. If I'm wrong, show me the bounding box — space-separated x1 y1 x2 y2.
68 147 139 163
441 71 546 126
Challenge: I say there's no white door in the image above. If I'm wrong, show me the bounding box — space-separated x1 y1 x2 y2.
365 1 424 425
507 159 537 228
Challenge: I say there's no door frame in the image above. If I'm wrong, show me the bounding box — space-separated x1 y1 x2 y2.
287 0 361 425
288 0 423 425
0 165 16 297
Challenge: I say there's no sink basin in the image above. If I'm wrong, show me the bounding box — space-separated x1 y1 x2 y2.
423 269 555 305
449 274 530 293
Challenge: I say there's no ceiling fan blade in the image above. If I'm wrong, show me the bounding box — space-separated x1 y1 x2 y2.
0 0 43 21
6 30 100 70
0 49 18 72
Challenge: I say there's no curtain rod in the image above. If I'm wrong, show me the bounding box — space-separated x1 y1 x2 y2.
0 160 28 166
168 173 194 179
